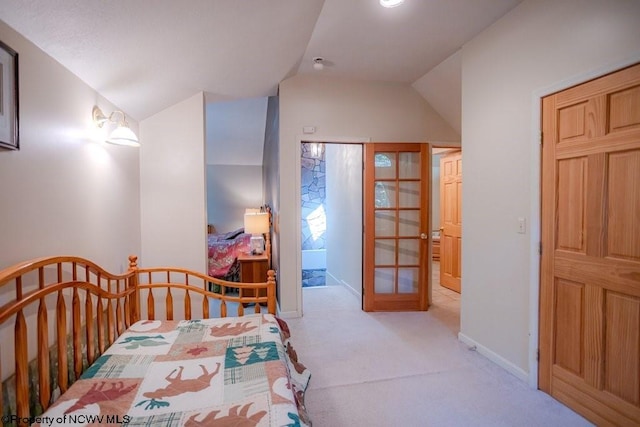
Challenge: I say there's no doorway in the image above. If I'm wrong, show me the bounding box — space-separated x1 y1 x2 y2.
298 141 451 314
438 149 462 293
430 147 462 329
300 142 364 298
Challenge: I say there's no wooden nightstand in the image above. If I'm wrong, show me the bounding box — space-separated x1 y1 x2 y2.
238 253 269 299
432 238 440 261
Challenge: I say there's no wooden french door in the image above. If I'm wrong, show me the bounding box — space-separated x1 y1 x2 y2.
540 63 640 426
363 143 429 311
439 150 462 292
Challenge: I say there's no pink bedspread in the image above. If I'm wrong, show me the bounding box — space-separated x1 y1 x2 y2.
207 232 251 278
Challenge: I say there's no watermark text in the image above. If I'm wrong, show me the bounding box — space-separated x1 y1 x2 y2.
2 414 131 426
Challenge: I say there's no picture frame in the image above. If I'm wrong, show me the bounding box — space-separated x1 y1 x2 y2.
0 40 19 150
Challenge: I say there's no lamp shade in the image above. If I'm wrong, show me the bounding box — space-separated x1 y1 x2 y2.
106 124 140 147
244 212 269 234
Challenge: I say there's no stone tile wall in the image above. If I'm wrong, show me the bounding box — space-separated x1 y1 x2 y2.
301 143 326 251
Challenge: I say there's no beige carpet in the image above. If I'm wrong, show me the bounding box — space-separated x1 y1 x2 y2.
285 276 592 426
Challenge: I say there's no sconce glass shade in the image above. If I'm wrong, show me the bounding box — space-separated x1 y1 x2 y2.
244 212 269 234
93 105 140 147
380 0 404 7
106 124 140 147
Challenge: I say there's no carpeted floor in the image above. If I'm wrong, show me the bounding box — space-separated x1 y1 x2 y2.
285 265 593 427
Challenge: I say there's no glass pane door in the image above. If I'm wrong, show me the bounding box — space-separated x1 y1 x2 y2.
364 144 429 311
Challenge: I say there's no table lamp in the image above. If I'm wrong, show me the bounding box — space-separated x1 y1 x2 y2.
244 212 269 255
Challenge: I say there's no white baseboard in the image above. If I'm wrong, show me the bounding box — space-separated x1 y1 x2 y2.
325 271 340 286
326 271 361 298
458 332 529 382
277 309 301 319
340 280 361 299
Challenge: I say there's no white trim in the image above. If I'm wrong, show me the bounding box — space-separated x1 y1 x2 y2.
459 332 528 382
277 309 302 319
528 94 541 388
300 135 370 144
326 271 361 298
295 139 303 317
340 279 361 299
325 270 341 286
528 52 640 389
296 135 370 317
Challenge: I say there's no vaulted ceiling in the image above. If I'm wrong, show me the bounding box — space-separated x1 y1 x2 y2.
0 0 523 133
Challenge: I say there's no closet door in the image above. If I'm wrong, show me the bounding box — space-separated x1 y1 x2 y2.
540 63 640 426
363 143 430 311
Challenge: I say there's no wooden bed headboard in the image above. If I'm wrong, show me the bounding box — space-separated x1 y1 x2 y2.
0 255 275 423
262 205 273 269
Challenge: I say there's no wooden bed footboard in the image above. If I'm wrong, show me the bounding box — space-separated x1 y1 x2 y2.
131 255 276 320
0 255 276 424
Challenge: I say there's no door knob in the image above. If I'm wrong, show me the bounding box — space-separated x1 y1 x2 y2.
439 227 444 231
420 233 429 240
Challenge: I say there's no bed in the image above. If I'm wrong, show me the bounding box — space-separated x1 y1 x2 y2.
0 255 310 426
208 206 273 282
207 228 252 281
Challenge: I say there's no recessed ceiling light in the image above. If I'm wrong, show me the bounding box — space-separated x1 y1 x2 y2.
313 57 324 71
380 0 404 8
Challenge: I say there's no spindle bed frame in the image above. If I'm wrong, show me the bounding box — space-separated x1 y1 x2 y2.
0 255 276 424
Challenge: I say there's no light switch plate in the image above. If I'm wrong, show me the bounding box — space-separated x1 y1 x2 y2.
518 217 526 234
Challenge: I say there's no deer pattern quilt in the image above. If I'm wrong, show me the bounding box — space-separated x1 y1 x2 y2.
35 314 311 427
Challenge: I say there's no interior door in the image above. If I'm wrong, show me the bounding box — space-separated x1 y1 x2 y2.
439 150 462 292
363 143 429 311
539 63 640 426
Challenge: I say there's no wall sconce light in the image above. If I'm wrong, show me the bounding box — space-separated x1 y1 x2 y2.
92 106 140 147
380 0 404 8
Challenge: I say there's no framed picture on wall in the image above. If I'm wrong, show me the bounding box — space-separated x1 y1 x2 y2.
0 40 19 150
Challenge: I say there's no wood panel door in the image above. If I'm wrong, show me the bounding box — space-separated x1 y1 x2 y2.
540 63 640 426
440 150 462 293
363 143 429 311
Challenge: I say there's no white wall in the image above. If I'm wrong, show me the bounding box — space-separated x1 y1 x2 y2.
139 93 207 272
0 20 141 272
0 20 140 381
205 97 267 166
206 164 263 231
279 75 460 316
413 50 462 135
325 144 363 296
460 0 640 380
205 97 267 234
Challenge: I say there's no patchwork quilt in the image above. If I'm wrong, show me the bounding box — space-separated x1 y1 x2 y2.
36 314 311 426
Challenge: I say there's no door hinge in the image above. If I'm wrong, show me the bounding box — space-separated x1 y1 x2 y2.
539 242 542 255
539 131 543 146
536 349 540 362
